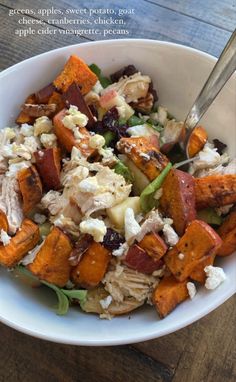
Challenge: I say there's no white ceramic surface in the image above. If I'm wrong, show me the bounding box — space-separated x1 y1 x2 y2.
0 39 235 346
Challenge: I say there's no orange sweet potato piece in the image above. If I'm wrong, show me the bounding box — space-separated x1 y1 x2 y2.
187 126 208 158
160 169 196 236
53 108 95 156
0 219 40 267
0 210 9 232
217 210 236 256
28 226 73 287
164 220 222 282
195 175 236 209
138 232 168 261
17 165 43 214
48 91 65 113
34 148 61 190
16 94 37 124
71 241 111 288
152 275 189 318
190 253 215 283
117 137 169 181
53 55 98 94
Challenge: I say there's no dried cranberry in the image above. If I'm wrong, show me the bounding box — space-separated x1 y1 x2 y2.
110 65 138 83
103 228 125 251
92 107 129 145
149 82 158 103
213 139 227 155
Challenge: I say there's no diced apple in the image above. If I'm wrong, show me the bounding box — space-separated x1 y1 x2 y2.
106 196 141 229
123 244 163 274
122 155 149 195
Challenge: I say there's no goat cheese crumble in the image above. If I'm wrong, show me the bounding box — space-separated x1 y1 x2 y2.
124 207 141 244
62 105 88 130
100 295 113 310
0 229 11 246
187 282 197 299
204 265 226 290
79 218 107 242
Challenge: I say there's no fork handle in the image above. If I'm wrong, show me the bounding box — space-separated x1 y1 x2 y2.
185 29 236 129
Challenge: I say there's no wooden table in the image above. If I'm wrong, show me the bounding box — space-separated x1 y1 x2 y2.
0 1 235 381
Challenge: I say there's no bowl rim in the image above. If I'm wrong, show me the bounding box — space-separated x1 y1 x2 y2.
0 38 235 346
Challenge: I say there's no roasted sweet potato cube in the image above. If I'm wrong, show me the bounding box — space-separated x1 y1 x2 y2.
53 108 95 156
48 91 65 113
34 148 61 190
53 55 98 94
138 232 167 261
164 220 222 282
217 210 236 256
0 219 40 267
71 242 111 288
123 244 164 274
28 226 73 287
152 275 189 318
195 175 236 209
16 94 37 124
0 210 9 232
117 137 169 181
190 253 215 283
187 125 208 158
160 169 196 236
17 165 43 214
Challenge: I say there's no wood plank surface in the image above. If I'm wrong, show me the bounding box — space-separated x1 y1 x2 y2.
0 1 235 381
147 0 236 31
0 0 232 72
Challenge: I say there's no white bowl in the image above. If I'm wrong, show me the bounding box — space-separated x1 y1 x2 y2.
0 39 235 346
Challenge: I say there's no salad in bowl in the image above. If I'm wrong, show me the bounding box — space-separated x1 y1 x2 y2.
0 54 235 321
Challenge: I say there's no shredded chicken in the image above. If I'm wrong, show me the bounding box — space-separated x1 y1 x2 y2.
104 72 151 103
135 209 164 242
0 176 23 234
103 264 159 303
189 142 229 176
72 166 131 216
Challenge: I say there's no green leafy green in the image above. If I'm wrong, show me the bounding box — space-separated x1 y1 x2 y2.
140 163 172 213
197 208 223 226
16 266 87 315
61 289 87 304
150 123 164 132
102 130 116 146
128 115 144 127
118 117 127 126
89 63 101 77
114 160 134 183
100 76 112 88
89 63 112 88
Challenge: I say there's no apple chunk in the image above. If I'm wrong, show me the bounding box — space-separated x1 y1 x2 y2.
106 197 141 229
123 244 164 274
34 148 61 190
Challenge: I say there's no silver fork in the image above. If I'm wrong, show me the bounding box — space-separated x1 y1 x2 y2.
184 28 236 158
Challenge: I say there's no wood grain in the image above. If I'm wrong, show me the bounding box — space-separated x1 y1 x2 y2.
0 1 236 381
135 295 236 382
147 0 236 31
0 0 231 71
